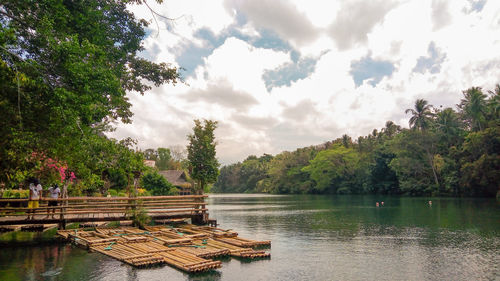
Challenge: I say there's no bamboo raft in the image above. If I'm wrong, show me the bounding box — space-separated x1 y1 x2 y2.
148 225 271 258
182 225 239 238
214 236 271 248
57 225 270 272
193 238 271 258
177 225 271 248
92 242 166 267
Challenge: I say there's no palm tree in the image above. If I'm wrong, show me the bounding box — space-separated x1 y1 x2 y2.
487 84 500 118
436 108 462 146
458 87 487 131
406 99 440 189
405 99 434 131
382 120 401 137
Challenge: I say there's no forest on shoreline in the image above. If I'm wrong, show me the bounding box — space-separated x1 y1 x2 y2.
214 86 500 197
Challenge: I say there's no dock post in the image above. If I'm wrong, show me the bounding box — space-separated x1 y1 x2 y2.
192 211 208 225
58 219 66 230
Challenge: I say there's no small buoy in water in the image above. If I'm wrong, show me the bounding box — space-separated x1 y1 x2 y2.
376 202 380 207
428 200 432 206
381 201 384 206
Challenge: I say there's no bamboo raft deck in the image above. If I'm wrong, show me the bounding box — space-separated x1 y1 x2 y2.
57 225 270 272
145 225 271 257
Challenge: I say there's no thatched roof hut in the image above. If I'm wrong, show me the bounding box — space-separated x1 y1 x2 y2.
158 170 192 195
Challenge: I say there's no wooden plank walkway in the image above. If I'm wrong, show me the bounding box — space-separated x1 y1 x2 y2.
0 195 208 228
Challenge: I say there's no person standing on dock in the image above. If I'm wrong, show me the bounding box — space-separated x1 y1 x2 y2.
27 178 42 220
46 184 61 219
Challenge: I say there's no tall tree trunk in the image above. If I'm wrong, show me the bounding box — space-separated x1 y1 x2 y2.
425 147 440 189
421 131 440 192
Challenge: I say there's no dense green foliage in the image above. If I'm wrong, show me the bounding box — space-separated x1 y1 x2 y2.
140 171 176 196
187 119 220 194
213 86 500 197
0 1 179 194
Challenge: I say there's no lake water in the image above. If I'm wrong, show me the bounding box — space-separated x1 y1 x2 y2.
0 194 499 281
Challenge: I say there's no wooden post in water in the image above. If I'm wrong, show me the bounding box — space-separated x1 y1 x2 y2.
132 171 141 207
59 181 69 230
192 182 207 225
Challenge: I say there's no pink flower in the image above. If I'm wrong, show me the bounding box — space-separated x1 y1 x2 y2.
70 172 76 182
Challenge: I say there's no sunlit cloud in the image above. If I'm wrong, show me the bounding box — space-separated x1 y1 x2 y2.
110 0 500 164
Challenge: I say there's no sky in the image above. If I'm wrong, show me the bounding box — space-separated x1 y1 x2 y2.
109 0 500 165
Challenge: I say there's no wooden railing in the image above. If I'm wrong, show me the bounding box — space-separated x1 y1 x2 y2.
0 195 208 227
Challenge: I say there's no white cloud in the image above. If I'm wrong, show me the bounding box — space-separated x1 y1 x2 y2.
111 0 500 164
202 37 289 93
183 79 259 111
226 0 320 47
328 0 399 50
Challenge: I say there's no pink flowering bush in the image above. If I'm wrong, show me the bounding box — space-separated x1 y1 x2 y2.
28 152 76 185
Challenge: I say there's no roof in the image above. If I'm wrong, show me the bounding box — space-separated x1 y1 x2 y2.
158 170 192 188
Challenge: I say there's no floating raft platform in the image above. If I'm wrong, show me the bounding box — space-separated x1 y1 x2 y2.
57 224 270 272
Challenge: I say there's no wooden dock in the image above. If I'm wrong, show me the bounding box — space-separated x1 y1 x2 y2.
57 225 271 273
0 195 208 228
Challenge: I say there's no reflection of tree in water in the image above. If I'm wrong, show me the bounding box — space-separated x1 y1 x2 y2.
126 266 138 281
0 244 104 280
20 244 64 280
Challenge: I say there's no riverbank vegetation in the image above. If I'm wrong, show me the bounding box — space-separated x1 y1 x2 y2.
214 86 500 197
0 1 180 196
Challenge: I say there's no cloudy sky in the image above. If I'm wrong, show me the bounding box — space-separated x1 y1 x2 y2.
109 0 500 164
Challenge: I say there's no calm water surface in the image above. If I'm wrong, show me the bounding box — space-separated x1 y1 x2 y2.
0 194 499 281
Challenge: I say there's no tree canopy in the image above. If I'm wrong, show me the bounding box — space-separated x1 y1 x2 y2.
0 0 179 194
187 120 220 192
187 119 219 194
214 85 500 198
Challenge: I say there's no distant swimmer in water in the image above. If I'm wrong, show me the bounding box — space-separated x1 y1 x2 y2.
428 200 432 206
376 202 380 207
381 201 384 206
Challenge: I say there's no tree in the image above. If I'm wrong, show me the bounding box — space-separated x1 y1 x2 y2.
212 85 499 198
213 163 242 193
156 148 172 170
141 171 175 196
341 134 352 148
382 120 401 138
187 119 219 194
302 144 361 194
0 1 179 188
404 99 440 189
257 148 315 194
388 130 438 195
487 84 500 119
370 144 400 194
405 99 434 131
1 0 178 130
459 126 500 196
435 107 464 149
458 87 487 131
143 149 158 161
